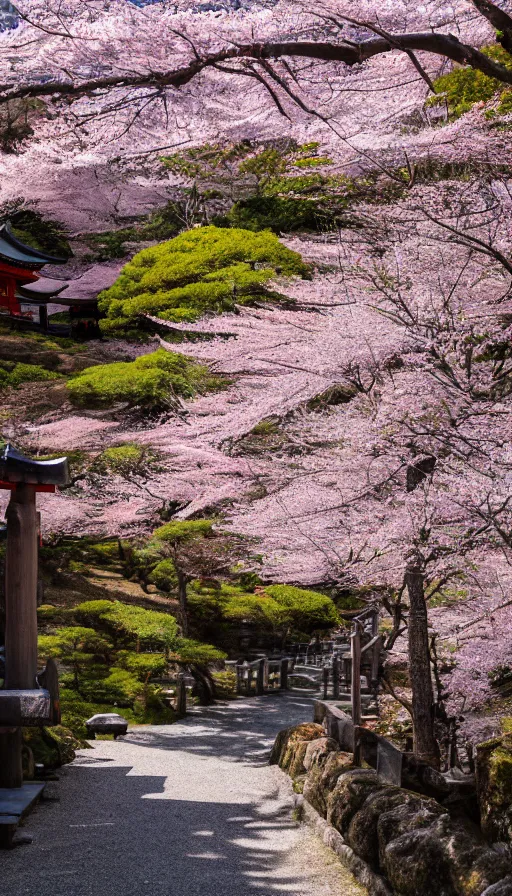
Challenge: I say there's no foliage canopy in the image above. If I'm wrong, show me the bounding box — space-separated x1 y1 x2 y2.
429 45 512 119
67 348 220 410
97 225 309 334
188 581 338 636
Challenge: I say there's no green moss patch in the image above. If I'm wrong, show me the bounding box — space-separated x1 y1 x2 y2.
0 361 60 389
428 45 512 119
187 580 338 637
93 443 159 477
67 348 221 410
23 725 82 770
98 225 309 335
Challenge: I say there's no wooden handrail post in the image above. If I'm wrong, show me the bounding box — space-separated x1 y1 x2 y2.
371 635 382 691
0 485 38 788
256 658 265 695
280 658 289 690
322 665 329 700
332 655 340 700
351 626 362 727
175 672 187 716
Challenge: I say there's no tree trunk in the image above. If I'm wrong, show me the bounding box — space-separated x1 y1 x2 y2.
405 561 440 769
177 568 189 637
189 664 216 705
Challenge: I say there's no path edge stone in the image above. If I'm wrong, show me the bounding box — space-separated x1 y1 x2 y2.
299 795 392 896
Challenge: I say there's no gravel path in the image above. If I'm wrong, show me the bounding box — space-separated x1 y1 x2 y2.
1 693 365 896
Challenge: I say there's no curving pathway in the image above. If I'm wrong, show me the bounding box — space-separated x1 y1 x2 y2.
0 694 366 896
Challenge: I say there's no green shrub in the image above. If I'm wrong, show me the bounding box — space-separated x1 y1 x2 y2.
264 584 339 630
5 363 60 388
94 443 145 475
57 689 101 739
67 348 220 410
88 540 121 562
220 591 284 627
212 669 237 699
218 196 334 233
428 45 512 118
496 89 512 115
38 626 112 690
37 604 68 623
72 599 178 651
100 602 177 651
153 518 214 544
171 638 227 664
73 600 116 625
149 558 178 592
186 579 337 637
97 225 309 334
80 669 143 706
115 651 168 679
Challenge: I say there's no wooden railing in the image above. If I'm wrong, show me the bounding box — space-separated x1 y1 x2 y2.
289 607 384 720
226 657 289 696
168 605 383 716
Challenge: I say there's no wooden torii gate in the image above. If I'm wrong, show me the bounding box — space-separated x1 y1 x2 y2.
0 445 68 841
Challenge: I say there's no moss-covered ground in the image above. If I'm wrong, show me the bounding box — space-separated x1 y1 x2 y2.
67 347 223 410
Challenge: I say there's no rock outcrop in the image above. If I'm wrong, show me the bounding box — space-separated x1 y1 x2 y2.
273 723 512 896
22 725 82 771
477 734 512 845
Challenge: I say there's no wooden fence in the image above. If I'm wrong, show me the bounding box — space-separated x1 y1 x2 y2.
168 605 383 717
226 657 289 697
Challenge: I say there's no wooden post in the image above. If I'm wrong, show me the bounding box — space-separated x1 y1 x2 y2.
280 658 289 690
370 634 382 700
332 655 340 700
0 485 38 788
256 658 265 695
5 486 38 691
342 655 351 691
351 627 362 727
175 672 187 716
322 666 329 700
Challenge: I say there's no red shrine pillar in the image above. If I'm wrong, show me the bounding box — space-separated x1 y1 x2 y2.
0 447 69 789
0 486 38 788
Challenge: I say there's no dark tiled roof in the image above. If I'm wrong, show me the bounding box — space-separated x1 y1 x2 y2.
0 223 67 269
18 278 69 299
0 444 69 487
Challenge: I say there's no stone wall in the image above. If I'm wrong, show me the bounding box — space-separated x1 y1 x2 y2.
271 723 512 896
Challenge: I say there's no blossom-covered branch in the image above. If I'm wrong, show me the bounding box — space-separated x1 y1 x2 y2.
3 8 512 110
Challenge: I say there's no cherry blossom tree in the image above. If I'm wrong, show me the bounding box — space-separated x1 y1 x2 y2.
1 0 512 147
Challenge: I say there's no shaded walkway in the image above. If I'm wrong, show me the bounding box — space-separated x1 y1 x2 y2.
0 694 365 896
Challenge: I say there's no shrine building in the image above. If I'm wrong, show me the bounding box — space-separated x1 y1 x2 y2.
0 222 100 336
